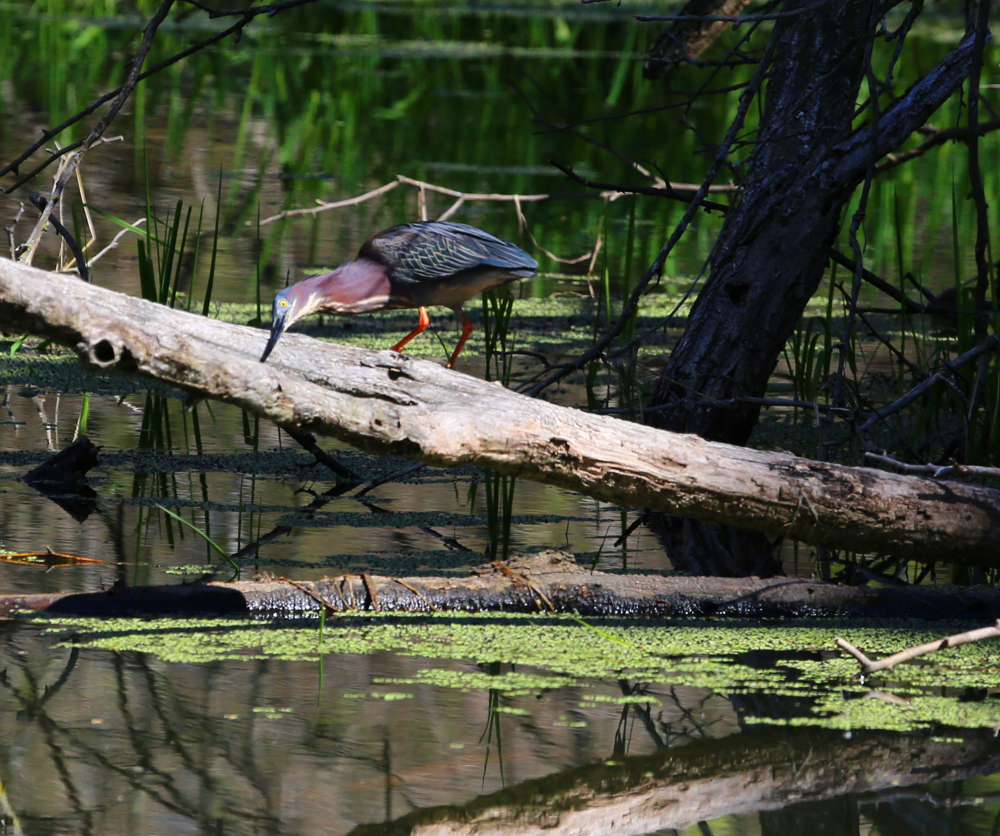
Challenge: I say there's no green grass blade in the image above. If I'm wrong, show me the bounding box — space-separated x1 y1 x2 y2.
155 503 239 572
202 172 224 317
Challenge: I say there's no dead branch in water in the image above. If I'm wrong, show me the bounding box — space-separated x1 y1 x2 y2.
835 621 1000 675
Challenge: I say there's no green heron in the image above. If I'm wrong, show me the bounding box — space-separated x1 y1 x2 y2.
259 220 537 368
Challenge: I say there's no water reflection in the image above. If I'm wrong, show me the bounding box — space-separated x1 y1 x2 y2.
0 387 671 594
1 621 999 835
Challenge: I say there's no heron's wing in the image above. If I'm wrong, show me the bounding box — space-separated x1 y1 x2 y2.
359 221 537 283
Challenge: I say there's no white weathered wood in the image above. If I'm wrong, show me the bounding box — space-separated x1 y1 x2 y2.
1 257 998 562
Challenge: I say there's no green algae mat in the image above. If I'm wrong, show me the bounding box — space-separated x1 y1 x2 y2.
36 613 1000 734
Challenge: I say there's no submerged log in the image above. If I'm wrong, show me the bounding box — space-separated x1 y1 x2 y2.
230 551 1000 619
5 553 1000 620
1 258 999 562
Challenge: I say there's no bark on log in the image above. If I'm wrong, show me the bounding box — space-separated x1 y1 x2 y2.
1 258 999 562
348 727 1000 836
8 552 1000 620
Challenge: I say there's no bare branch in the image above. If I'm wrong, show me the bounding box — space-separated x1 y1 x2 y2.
964 0 994 429
827 248 924 312
85 218 146 267
836 621 1000 675
259 180 402 226
853 331 1000 435
524 32 780 398
548 160 734 211
874 119 1000 176
259 174 611 227
830 31 980 191
18 0 176 264
1 1 317 187
865 452 1000 481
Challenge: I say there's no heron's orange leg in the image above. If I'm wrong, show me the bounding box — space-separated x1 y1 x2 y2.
446 310 475 369
391 306 431 353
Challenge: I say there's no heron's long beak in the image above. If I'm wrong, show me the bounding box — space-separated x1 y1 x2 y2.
260 311 287 363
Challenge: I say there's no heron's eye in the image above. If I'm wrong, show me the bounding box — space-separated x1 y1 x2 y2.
279 299 289 308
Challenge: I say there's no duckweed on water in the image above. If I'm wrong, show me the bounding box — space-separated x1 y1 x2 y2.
33 614 1000 732
165 564 218 575
580 694 663 705
374 669 576 692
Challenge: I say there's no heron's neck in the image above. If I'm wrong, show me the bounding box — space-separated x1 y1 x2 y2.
304 258 391 315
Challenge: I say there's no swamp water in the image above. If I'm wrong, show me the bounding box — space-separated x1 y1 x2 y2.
4 614 1000 833
2 1 1000 832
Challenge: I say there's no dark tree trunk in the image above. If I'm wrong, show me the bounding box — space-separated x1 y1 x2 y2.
646 1 978 575
651 0 875 444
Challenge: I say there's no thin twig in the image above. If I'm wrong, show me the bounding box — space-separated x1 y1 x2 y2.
832 281 927 380
259 180 401 226
836 621 1000 675
4 202 24 259
27 195 89 282
513 193 594 265
821 5 881 456
852 331 1000 436
827 248 924 312
1 1 315 188
548 160 733 212
964 0 994 431
864 452 1000 480
85 218 147 267
523 34 779 399
874 119 1000 176
18 0 176 265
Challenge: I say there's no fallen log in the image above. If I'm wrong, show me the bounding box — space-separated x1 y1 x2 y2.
1 257 999 562
6 552 1000 620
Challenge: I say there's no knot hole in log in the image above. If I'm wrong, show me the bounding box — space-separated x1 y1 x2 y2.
84 334 135 371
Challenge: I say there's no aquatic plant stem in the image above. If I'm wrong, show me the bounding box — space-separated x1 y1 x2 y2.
155 503 240 572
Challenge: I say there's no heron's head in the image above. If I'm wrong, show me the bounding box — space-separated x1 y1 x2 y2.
260 284 313 363
259 263 391 363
